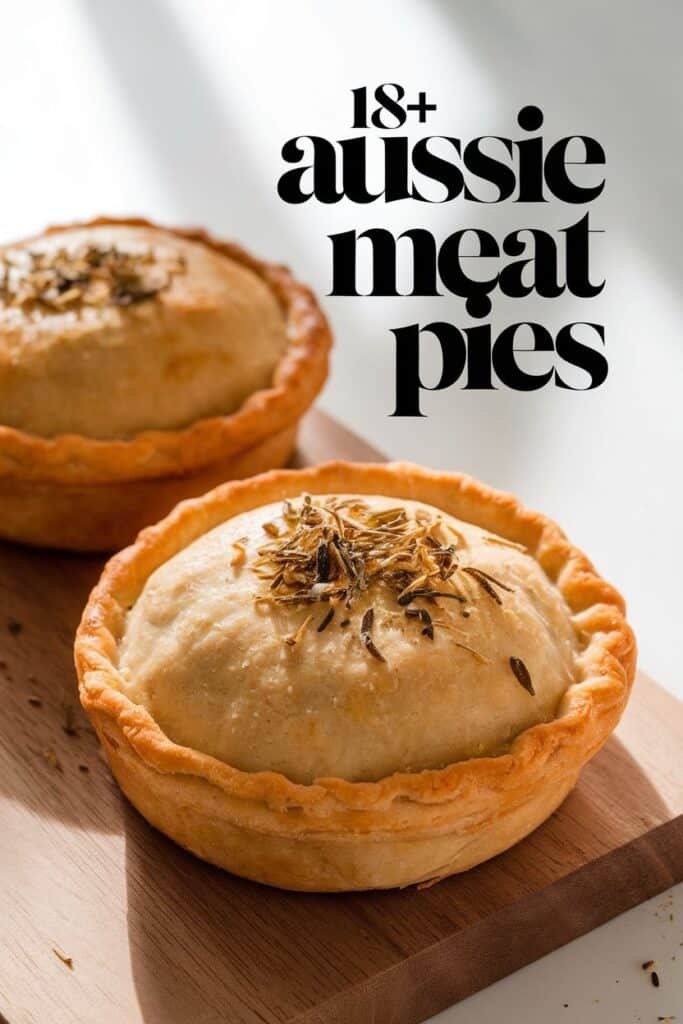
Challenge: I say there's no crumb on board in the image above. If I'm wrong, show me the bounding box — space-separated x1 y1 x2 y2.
52 946 73 970
60 696 79 737
61 701 79 737
43 748 63 773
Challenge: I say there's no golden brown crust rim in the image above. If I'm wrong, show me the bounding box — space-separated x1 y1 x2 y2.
75 461 636 836
0 217 331 483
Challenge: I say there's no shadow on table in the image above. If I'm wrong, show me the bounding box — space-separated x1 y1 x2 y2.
123 735 675 1024
427 0 683 288
0 540 122 832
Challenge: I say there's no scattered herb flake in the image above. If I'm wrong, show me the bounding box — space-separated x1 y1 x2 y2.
230 541 247 567
509 656 535 695
317 608 335 633
405 607 434 640
398 588 465 606
455 641 489 664
483 535 527 552
316 541 330 583
283 614 313 648
462 567 505 604
360 608 386 663
469 567 514 592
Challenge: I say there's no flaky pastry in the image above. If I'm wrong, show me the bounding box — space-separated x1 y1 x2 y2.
75 462 636 891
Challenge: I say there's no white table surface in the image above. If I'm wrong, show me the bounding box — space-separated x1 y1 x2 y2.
1 1 680 1020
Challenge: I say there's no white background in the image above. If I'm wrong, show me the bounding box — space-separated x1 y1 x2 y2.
0 2 680 1021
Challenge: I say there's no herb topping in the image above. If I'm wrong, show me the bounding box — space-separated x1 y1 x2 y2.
252 495 525 675
0 244 186 312
509 656 535 695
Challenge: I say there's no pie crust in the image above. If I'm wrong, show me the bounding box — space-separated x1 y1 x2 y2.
75 462 636 891
0 217 330 550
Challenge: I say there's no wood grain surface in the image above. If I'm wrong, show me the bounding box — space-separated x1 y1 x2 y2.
0 409 681 1024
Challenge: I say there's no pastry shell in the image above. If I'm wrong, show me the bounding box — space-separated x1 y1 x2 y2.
0 218 331 551
75 462 636 891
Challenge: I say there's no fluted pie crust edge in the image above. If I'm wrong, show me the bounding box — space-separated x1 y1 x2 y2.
0 217 331 550
75 462 636 890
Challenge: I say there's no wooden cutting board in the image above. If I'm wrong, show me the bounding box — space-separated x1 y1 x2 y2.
0 409 681 1024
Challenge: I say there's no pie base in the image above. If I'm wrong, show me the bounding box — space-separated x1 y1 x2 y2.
97 705 580 890
0 422 297 551
75 462 636 891
0 218 330 551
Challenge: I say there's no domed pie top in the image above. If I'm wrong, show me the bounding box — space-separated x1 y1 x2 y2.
76 462 635 891
119 493 578 784
0 218 330 552
0 222 287 438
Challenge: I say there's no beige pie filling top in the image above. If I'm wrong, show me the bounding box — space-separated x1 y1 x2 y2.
0 223 287 439
118 493 579 785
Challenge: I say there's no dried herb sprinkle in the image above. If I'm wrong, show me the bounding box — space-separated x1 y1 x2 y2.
317 607 335 633
0 244 186 313
360 608 386 662
252 495 523 668
509 657 535 695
